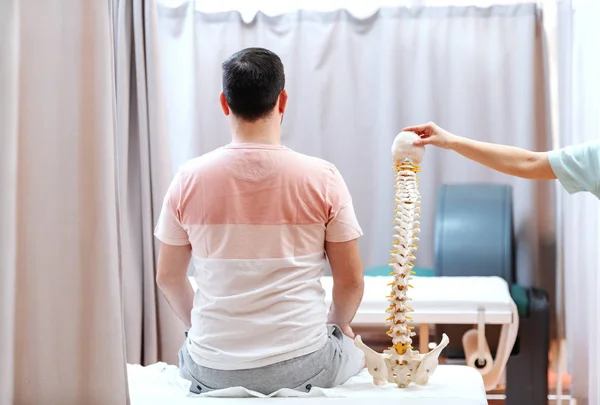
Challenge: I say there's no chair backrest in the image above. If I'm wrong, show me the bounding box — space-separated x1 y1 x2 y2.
364 265 435 277
434 183 515 285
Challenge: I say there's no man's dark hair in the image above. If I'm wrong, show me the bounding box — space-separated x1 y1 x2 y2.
222 47 285 122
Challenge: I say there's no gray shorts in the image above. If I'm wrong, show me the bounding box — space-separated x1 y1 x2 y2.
178 324 365 395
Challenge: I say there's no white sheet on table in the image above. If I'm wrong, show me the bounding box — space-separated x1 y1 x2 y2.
128 363 487 405
322 276 514 315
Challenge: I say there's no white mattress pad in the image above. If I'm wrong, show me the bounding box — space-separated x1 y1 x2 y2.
128 362 487 405
321 276 515 325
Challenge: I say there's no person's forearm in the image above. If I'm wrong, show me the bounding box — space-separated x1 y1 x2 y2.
157 277 194 329
328 280 364 326
449 136 544 179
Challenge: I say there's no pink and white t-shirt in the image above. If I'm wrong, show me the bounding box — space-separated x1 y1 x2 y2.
154 143 362 371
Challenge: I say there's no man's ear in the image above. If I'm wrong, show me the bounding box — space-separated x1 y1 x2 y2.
220 92 230 116
278 90 288 114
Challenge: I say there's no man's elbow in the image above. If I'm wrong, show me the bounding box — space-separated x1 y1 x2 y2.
156 271 181 289
356 278 365 299
521 152 556 180
334 275 364 292
155 273 168 290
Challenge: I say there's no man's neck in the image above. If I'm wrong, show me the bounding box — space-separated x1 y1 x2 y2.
230 117 281 145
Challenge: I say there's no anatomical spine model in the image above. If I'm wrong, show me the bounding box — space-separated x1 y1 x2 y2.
354 131 449 388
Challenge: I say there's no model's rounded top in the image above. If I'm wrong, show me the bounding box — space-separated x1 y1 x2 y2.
391 131 425 164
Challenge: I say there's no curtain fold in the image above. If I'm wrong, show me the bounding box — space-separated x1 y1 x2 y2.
0 1 20 404
114 0 156 366
0 1 128 403
142 0 191 365
114 0 186 366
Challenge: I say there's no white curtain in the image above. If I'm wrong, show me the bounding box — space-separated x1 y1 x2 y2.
0 1 128 404
113 0 186 367
188 0 558 19
556 1 600 404
152 2 553 286
0 1 19 402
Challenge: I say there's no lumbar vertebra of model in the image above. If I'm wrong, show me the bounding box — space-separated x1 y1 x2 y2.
353 131 449 388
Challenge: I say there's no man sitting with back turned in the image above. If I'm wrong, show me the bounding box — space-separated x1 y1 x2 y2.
154 47 365 395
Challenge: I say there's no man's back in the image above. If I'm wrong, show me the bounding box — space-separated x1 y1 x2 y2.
155 143 362 370
155 48 365 393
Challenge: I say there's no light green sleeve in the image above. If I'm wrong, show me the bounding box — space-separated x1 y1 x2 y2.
547 140 600 199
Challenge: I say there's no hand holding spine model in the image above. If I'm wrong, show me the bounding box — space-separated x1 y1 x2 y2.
353 131 449 388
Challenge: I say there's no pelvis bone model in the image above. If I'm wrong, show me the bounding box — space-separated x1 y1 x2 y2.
353 131 449 388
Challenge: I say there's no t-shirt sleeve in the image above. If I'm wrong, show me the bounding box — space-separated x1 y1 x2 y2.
547 140 600 198
325 166 363 242
154 170 190 246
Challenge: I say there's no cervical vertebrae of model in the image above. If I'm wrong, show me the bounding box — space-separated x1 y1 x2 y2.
354 131 449 388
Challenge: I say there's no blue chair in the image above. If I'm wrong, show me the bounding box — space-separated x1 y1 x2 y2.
434 184 549 405
365 265 435 278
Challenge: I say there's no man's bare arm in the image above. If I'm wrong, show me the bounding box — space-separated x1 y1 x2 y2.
404 122 557 180
325 238 364 337
156 242 194 329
